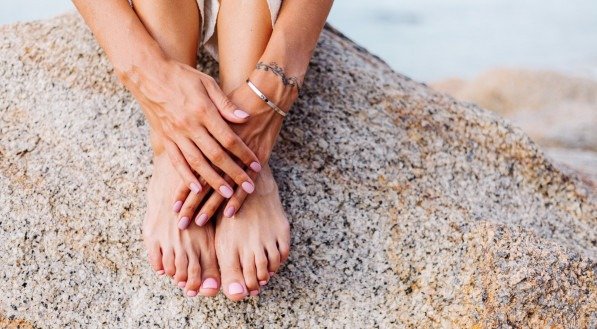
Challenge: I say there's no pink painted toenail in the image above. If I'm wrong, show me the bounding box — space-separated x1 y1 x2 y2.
228 282 245 295
196 213 209 226
178 281 186 288
157 270 165 275
259 280 267 286
250 162 262 172
172 200 183 213
250 290 259 296
241 181 255 193
219 185 233 198
187 290 198 297
178 217 190 230
269 272 275 277
201 278 218 289
224 206 236 218
190 182 201 194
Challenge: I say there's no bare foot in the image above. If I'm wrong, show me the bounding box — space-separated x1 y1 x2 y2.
215 165 290 301
143 153 220 297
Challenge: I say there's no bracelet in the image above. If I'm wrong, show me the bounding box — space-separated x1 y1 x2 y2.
246 79 287 117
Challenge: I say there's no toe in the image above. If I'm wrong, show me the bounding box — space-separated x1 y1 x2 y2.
266 245 281 274
278 240 291 263
147 242 165 275
173 249 189 285
241 253 260 293
219 250 248 301
198 249 220 297
162 248 176 277
184 253 202 297
255 250 270 285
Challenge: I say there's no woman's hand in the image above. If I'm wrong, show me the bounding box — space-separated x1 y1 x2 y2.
122 59 262 198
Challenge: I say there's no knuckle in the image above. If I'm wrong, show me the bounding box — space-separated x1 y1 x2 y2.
211 149 227 164
256 258 268 268
221 134 237 149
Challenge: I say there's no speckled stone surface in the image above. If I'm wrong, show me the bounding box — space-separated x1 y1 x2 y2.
0 14 595 328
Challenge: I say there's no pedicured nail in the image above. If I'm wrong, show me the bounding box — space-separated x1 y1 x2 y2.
269 272 275 277
178 281 186 288
228 282 245 295
172 200 183 213
157 270 165 275
241 181 255 193
196 213 209 226
250 162 262 172
219 185 234 198
178 217 190 230
250 290 259 297
259 280 267 286
187 290 198 297
201 278 218 290
190 182 202 194
234 109 250 119
224 206 236 218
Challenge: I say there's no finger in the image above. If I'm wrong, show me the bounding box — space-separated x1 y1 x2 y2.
163 138 202 195
203 76 251 123
174 135 235 199
222 170 258 218
196 189 226 224
192 128 255 194
172 182 192 214
177 185 210 229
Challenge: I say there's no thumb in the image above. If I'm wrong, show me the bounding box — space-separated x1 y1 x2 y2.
204 79 249 123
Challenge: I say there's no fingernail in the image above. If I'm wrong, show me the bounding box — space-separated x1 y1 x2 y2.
241 181 255 193
259 280 267 286
201 278 218 289
219 185 233 198
234 109 250 119
250 162 262 172
190 182 201 194
178 217 190 230
172 200 183 213
157 270 165 275
228 282 245 295
178 281 186 288
195 213 209 226
224 206 235 218
187 290 198 297
250 290 259 296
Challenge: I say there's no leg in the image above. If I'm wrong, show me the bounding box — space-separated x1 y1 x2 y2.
132 0 221 297
214 0 291 301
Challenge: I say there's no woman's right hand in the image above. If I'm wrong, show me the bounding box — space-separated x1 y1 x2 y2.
121 59 262 198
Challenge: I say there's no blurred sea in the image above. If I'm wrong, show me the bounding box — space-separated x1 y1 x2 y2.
1 0 596 82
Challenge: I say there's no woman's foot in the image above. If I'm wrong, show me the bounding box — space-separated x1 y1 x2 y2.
143 153 221 297
215 165 290 301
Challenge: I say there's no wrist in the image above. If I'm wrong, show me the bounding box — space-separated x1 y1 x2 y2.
247 68 299 114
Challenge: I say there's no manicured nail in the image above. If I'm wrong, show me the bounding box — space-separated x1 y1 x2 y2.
187 290 198 297
201 278 218 289
190 182 201 194
228 282 245 295
250 290 259 297
241 181 255 193
157 270 165 275
172 200 183 213
234 109 250 119
259 280 267 286
178 217 190 230
250 162 262 172
219 185 233 198
224 206 235 218
195 213 209 226
178 281 186 288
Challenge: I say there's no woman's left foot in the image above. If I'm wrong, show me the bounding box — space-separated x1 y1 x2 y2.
215 165 290 301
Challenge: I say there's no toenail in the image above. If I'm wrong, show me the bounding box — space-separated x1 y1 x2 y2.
187 290 198 297
172 200 183 213
190 182 201 194
178 281 186 288
250 162 262 172
241 181 254 193
157 270 165 275
219 185 234 198
224 206 236 218
250 290 259 296
269 272 275 277
178 217 190 230
201 278 218 290
259 280 267 286
195 213 209 226
228 282 245 295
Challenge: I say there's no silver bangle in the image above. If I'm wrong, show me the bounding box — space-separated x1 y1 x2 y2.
246 79 287 117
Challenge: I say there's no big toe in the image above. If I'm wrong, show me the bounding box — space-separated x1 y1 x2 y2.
218 249 248 301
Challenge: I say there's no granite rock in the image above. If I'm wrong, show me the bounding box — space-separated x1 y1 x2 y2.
0 14 595 328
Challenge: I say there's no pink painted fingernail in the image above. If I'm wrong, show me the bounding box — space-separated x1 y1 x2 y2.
178 281 186 288
187 290 198 297
178 217 190 230
250 290 259 296
195 213 209 226
228 282 245 295
201 278 218 289
234 109 250 119
224 206 235 218
242 181 255 193
172 200 183 213
157 270 165 275
190 182 201 194
219 185 233 198
250 162 262 172
259 280 267 286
